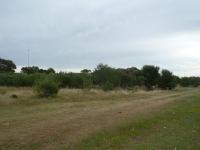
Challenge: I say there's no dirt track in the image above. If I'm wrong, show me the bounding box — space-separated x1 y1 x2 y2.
0 88 199 149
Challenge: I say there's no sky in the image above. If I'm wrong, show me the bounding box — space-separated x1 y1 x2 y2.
0 0 200 76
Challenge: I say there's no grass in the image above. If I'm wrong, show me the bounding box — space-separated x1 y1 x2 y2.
0 87 199 150
74 94 200 150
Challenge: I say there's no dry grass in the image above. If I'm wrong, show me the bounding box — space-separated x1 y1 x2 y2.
0 87 199 150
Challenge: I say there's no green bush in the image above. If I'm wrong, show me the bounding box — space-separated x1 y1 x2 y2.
102 81 114 91
34 78 59 97
0 73 47 87
83 78 93 89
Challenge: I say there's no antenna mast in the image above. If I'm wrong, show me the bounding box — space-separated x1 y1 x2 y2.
28 49 30 67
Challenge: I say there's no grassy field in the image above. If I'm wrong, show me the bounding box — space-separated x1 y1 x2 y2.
75 90 200 150
0 87 199 150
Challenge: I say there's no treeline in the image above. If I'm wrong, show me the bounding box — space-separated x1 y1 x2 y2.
0 58 200 90
180 77 200 87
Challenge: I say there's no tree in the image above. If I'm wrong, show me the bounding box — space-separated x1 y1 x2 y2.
142 65 160 90
21 66 55 74
93 64 120 87
21 66 40 74
117 67 144 87
0 58 16 73
81 69 91 74
180 77 200 87
47 68 55 74
158 69 177 90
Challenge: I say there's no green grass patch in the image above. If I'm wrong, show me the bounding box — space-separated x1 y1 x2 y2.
74 95 200 150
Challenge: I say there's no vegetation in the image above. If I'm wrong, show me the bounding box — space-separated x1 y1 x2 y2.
0 58 199 91
0 87 199 150
0 58 16 73
102 81 114 91
34 78 59 97
93 64 121 88
81 69 92 74
74 93 200 150
180 77 200 87
158 69 177 90
82 77 93 89
117 67 144 88
0 73 45 87
142 65 160 90
21 66 55 74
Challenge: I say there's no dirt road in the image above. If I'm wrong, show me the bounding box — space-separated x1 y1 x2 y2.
0 88 199 150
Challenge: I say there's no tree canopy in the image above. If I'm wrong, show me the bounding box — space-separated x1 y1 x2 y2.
21 66 55 74
2 57 200 90
142 65 160 90
158 69 176 90
0 58 16 73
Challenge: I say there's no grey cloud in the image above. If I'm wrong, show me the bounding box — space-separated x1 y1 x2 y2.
0 0 200 76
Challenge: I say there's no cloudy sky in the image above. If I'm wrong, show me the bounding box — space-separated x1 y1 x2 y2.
0 0 200 76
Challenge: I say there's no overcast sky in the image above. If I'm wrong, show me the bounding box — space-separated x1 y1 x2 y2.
0 0 200 76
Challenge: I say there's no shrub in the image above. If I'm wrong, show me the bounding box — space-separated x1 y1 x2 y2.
10 94 18 99
83 77 93 89
102 81 114 91
0 73 47 87
34 78 59 97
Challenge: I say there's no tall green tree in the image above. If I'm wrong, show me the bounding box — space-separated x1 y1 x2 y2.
117 67 144 87
93 64 120 87
142 65 160 90
158 69 177 90
0 58 16 73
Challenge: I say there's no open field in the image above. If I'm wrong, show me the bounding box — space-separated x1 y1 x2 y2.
0 87 199 150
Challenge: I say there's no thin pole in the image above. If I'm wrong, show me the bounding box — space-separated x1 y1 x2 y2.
28 49 30 67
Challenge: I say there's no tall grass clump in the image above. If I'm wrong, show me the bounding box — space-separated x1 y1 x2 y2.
34 77 59 97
